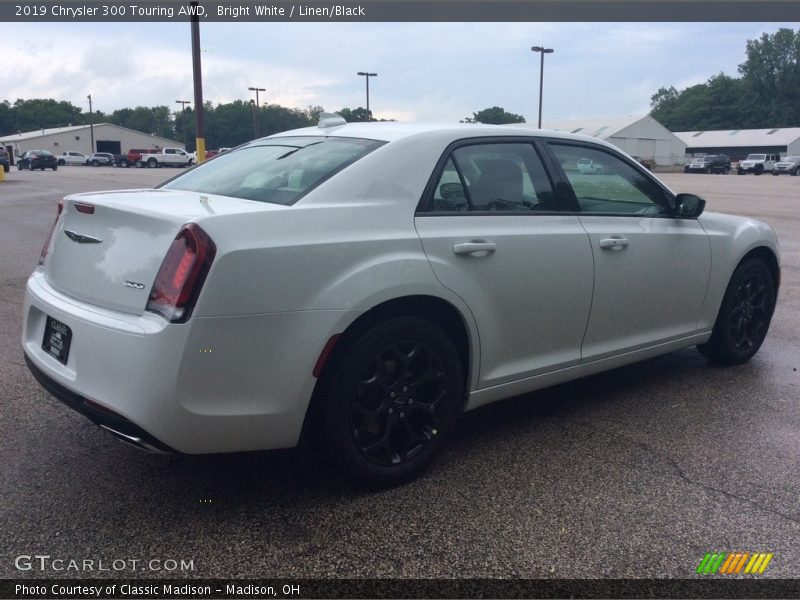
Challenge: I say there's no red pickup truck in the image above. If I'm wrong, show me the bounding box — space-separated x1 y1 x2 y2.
115 149 157 168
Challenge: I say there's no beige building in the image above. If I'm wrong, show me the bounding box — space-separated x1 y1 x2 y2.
511 115 687 166
0 123 183 161
674 128 800 161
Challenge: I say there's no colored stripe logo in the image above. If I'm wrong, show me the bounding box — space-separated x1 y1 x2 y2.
696 552 773 574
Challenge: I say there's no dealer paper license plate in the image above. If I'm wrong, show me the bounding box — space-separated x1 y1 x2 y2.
42 316 72 365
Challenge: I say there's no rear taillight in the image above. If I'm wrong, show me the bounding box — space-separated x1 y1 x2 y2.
145 223 216 323
38 199 64 266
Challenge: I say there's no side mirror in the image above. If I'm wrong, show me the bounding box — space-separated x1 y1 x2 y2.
675 193 706 218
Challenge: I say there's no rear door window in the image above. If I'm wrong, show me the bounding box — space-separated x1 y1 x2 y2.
425 142 559 213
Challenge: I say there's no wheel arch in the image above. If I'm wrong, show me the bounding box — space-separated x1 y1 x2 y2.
299 294 474 446
739 245 780 293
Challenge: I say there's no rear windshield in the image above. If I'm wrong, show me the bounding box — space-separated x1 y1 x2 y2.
159 136 385 205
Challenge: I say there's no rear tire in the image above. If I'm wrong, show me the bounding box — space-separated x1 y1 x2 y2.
323 317 464 487
697 258 775 365
148 158 158 168
91 160 100 167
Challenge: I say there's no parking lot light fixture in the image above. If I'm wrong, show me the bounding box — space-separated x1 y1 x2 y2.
86 94 95 153
531 46 554 129
357 72 377 120
175 100 191 150
248 87 266 137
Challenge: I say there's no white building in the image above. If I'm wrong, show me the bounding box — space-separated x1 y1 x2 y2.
674 128 800 161
0 123 183 160
512 115 686 166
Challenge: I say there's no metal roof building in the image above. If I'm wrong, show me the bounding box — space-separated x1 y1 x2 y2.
674 128 800 161
0 123 183 160
512 115 686 166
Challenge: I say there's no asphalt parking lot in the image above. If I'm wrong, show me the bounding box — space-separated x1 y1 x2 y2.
0 166 798 581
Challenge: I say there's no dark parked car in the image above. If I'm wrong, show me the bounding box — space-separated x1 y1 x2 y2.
17 150 58 171
684 154 731 174
86 152 115 167
0 146 9 173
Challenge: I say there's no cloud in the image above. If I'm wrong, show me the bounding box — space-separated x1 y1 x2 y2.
2 22 799 125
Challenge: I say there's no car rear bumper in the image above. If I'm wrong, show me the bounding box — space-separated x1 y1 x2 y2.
22 270 352 454
24 353 176 453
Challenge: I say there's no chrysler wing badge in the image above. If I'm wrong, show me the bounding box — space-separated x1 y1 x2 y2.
64 230 102 244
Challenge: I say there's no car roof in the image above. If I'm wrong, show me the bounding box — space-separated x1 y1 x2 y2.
264 121 623 151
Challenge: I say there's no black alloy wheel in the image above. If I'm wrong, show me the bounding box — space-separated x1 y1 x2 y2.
324 317 464 487
698 258 776 365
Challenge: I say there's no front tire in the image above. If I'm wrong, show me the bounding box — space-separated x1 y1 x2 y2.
323 317 464 487
697 258 776 365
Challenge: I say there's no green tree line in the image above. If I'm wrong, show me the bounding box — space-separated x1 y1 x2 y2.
0 99 386 151
650 28 800 131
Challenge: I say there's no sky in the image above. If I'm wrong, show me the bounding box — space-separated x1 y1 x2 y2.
2 21 799 125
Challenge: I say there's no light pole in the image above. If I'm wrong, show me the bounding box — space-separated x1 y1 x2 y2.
175 100 190 150
86 94 94 153
248 86 265 137
356 72 377 120
531 46 554 129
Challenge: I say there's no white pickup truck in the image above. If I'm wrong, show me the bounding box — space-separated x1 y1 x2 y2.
138 148 191 168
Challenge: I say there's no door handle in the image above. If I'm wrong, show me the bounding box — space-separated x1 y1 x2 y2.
453 241 496 256
599 237 629 250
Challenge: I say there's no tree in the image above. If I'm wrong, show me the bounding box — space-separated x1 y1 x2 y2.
738 28 800 126
337 107 372 122
108 106 174 139
8 99 84 131
305 105 325 122
463 106 525 125
649 27 800 130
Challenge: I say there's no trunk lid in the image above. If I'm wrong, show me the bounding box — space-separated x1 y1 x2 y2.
44 189 283 315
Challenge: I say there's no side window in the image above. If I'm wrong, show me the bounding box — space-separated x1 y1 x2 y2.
550 143 671 215
429 142 557 213
431 158 468 211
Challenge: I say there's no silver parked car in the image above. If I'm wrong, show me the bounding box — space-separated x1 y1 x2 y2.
57 151 87 166
772 156 800 176
23 118 780 486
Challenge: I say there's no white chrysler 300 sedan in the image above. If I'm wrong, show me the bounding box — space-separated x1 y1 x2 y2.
23 118 780 486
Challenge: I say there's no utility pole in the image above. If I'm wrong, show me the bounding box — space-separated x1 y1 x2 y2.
190 1 206 163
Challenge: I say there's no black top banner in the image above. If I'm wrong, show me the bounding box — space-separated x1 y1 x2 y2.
3 0 800 22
